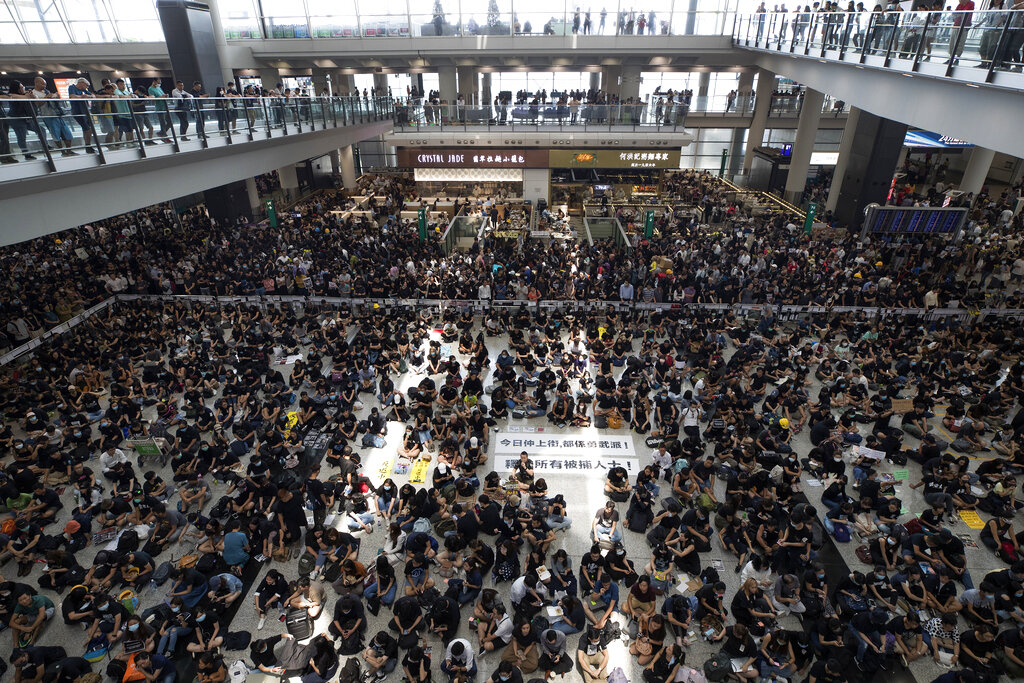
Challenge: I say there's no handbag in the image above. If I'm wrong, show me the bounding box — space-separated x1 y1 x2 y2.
855 544 872 564
635 635 653 656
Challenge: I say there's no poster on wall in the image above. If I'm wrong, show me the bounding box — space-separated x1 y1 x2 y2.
549 149 681 169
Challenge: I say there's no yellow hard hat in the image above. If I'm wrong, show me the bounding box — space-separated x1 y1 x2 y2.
373 303 380 309
779 418 790 429
853 272 862 279
875 261 883 267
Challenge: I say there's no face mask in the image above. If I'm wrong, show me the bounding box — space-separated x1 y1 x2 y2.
196 614 206 622
887 538 897 546
128 623 139 632
171 607 181 613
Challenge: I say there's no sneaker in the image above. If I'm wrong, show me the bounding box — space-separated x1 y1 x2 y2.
23 154 37 160
85 146 96 153
0 156 17 164
899 654 908 668
257 615 266 630
181 136 190 141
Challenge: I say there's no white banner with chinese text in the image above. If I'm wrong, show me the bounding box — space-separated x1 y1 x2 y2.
492 430 639 474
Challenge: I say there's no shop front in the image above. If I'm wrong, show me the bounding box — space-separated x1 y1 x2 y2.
548 148 682 216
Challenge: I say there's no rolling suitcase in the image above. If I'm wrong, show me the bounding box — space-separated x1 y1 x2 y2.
285 607 313 640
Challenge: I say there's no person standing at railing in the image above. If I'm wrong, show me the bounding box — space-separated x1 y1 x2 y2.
599 7 607 33
756 2 767 41
994 1 1024 70
189 80 209 137
2 81 45 161
573 7 581 34
112 78 136 148
132 85 157 144
979 0 1008 64
147 79 174 143
225 82 241 132
648 10 655 34
170 80 193 140
584 9 592 33
947 0 974 65
31 77 77 157
66 77 98 154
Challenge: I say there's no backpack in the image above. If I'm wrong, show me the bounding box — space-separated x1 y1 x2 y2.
297 552 317 576
531 615 550 633
833 523 851 543
223 631 252 651
152 561 173 586
228 660 249 683
116 529 140 554
338 658 361 683
607 414 623 430
412 518 432 534
703 653 732 682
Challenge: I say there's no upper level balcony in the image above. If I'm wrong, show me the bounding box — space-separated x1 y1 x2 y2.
0 94 392 180
733 9 1024 89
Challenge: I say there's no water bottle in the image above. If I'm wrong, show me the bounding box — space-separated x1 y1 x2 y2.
377 516 383 530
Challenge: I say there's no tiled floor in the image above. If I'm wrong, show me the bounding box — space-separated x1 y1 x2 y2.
9 314 1008 683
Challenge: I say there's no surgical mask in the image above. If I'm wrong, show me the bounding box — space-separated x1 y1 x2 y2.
196 614 206 622
128 623 139 632
171 607 180 613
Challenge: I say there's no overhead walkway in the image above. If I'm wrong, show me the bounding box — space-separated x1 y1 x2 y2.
0 96 393 245
732 9 1024 157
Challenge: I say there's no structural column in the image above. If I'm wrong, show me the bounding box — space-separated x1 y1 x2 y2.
728 128 745 177
481 73 493 105
457 66 477 103
960 146 996 196
373 73 389 96
825 107 861 213
602 66 622 97
619 65 641 101
204 0 236 86
783 87 824 204
245 176 260 212
829 110 907 227
737 70 754 112
695 71 711 111
589 71 601 93
742 68 777 174
438 67 457 103
338 145 357 190
258 67 281 91
278 164 300 200
311 67 330 96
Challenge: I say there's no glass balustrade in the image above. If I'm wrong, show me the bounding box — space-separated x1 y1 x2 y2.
0 96 393 174
735 9 1024 81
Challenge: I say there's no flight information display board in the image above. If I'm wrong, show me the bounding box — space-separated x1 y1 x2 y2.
862 205 967 237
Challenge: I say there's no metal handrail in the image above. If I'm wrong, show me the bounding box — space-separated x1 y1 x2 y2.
734 9 1024 83
0 95 395 174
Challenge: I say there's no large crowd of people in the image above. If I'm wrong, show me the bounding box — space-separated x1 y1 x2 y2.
1 170 1024 683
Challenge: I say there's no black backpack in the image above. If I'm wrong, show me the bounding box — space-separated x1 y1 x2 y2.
338 658 361 683
116 529 139 554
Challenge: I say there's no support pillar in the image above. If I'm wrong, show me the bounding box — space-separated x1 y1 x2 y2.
829 110 908 228
602 66 622 97
728 128 745 177
825 107 861 213
373 73 389 97
335 74 356 96
258 67 281 91
245 177 260 212
329 149 341 175
481 73 493 105
338 145 357 190
620 65 641 101
737 70 754 112
156 0 228 93
278 164 300 201
742 68 776 174
589 71 601 94
311 67 330 96
695 71 711 111
90 71 112 92
960 146 996 196
204 0 235 87
457 66 477 103
783 87 824 205
438 67 457 103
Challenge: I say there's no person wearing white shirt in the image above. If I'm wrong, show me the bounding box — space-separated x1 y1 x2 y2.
169 79 192 139
652 445 673 472
99 446 128 478
441 639 476 681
